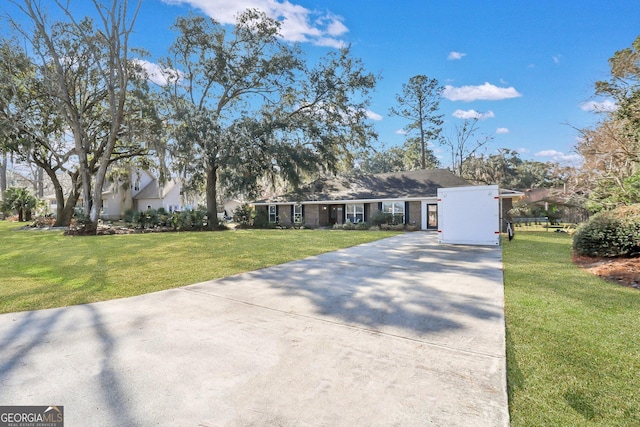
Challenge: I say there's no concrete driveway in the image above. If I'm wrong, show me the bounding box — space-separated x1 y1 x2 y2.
0 232 509 426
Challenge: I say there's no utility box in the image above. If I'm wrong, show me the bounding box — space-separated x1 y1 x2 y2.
437 185 501 246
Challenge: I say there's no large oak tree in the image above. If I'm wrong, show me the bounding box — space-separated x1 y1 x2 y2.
5 0 144 232
160 10 377 225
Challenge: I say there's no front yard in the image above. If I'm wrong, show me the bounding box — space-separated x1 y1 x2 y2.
504 231 640 426
0 221 397 314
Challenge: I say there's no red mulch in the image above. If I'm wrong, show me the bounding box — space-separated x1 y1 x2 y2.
573 254 640 289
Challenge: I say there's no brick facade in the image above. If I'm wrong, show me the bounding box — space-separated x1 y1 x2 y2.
407 201 421 226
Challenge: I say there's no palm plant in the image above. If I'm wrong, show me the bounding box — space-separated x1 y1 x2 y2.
1 187 37 221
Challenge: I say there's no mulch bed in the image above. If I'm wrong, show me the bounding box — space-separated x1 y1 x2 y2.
573 254 640 289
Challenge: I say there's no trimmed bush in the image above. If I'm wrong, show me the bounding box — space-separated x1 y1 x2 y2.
124 209 137 226
356 221 370 230
573 204 640 257
253 209 271 229
331 221 373 231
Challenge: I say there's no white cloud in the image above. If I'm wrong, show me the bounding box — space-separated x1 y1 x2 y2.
324 13 348 36
452 109 495 120
579 99 618 113
395 129 407 135
162 0 347 47
535 149 563 157
535 149 582 164
447 51 467 60
134 59 182 86
553 54 562 64
313 37 346 49
442 82 522 102
366 110 383 121
496 127 510 134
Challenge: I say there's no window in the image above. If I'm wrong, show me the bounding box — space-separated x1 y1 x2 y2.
345 203 364 223
268 205 278 223
293 204 303 224
382 201 405 224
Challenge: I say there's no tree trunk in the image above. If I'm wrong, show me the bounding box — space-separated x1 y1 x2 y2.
419 125 426 169
57 196 76 227
206 160 218 230
53 184 80 228
0 151 6 193
76 130 93 221
89 157 112 233
42 165 79 227
36 167 44 198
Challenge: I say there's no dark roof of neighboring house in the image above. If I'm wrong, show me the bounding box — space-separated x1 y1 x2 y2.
522 187 579 206
256 169 470 203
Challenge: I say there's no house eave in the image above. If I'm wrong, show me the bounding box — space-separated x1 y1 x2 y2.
253 189 524 205
252 196 439 206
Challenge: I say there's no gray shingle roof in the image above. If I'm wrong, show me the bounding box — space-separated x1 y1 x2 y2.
134 179 177 200
257 169 470 203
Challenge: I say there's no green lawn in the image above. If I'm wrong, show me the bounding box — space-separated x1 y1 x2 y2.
504 231 640 426
0 221 397 314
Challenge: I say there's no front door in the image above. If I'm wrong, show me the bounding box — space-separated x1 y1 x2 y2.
427 204 438 229
421 201 438 230
330 205 344 225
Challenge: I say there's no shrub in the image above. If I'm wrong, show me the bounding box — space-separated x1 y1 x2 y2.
369 209 403 226
188 209 208 230
67 211 94 233
573 204 640 257
331 221 370 230
124 209 137 226
369 210 388 226
342 220 355 230
253 209 270 229
233 203 253 226
174 209 205 230
145 209 160 228
157 208 171 227
356 221 370 230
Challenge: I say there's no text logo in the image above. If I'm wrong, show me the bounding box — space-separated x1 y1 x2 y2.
0 406 63 427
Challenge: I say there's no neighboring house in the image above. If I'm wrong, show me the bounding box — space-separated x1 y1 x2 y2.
517 187 589 224
254 169 519 230
101 169 185 220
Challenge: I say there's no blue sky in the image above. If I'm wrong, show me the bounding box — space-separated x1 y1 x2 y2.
4 0 640 167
